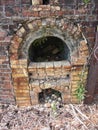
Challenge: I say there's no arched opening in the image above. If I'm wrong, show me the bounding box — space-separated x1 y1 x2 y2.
9 17 89 106
29 36 70 62
39 88 62 104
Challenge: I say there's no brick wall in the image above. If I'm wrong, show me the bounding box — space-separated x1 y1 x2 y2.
0 0 98 105
0 29 15 104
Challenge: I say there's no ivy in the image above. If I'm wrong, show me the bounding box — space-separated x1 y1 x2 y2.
83 0 90 5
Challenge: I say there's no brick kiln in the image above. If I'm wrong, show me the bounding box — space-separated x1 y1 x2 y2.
9 16 89 106
0 0 97 107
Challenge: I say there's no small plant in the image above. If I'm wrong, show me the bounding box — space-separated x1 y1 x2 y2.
83 0 90 5
33 27 47 47
75 81 86 103
51 101 57 117
75 67 87 103
33 36 47 46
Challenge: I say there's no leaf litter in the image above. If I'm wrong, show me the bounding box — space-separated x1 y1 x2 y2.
0 103 98 130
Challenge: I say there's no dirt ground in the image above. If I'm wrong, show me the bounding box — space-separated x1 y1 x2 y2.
0 102 98 130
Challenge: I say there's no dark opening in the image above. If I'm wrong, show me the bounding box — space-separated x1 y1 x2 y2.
43 0 50 5
39 88 62 104
29 36 70 62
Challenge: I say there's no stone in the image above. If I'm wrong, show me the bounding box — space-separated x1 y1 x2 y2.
19 27 25 33
13 77 28 82
46 62 54 68
80 40 87 46
16 99 31 106
30 92 39 105
17 27 26 37
14 81 29 87
46 68 54 77
30 80 40 88
37 7 42 11
10 59 27 65
16 97 30 101
28 62 37 69
62 94 71 103
33 86 42 93
28 23 34 30
54 61 62 68
11 35 23 45
61 61 71 66
12 73 28 78
61 70 70 78
37 62 46 68
29 69 38 79
54 68 62 78
56 85 61 91
36 20 42 26
40 127 50 130
79 50 89 56
55 6 60 11
39 82 45 89
14 89 30 94
71 76 80 81
44 81 51 89
42 19 47 26
71 98 79 103
37 68 45 73
44 103 51 108
12 68 27 74
71 71 81 76
15 91 30 97
11 64 27 69
79 45 88 51
32 0 42 5
14 85 29 90
39 11 50 18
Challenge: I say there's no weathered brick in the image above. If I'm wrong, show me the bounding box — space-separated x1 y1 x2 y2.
0 1 97 107
46 68 54 77
37 68 46 79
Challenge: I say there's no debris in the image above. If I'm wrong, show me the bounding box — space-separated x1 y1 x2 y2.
0 104 98 130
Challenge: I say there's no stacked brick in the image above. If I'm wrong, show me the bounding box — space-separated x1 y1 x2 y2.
29 61 71 105
10 59 31 107
71 40 89 103
9 15 89 106
0 29 15 104
0 0 97 106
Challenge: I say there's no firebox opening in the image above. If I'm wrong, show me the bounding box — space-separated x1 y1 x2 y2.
29 36 70 62
43 0 50 5
39 88 62 104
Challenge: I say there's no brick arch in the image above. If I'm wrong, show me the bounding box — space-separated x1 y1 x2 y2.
10 18 83 61
9 18 89 107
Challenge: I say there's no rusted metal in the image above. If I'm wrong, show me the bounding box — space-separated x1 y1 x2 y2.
84 31 98 104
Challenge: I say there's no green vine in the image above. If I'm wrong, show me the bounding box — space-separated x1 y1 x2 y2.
75 67 87 103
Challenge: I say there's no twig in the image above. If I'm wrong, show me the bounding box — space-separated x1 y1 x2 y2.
82 33 87 44
94 46 98 61
74 106 95 127
74 106 89 120
69 104 89 130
